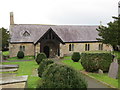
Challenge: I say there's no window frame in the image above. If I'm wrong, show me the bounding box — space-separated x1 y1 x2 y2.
69 44 72 51
99 44 103 50
85 44 90 51
19 45 25 51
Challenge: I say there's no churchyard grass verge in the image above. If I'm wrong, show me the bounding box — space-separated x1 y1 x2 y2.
7 56 34 61
62 59 84 71
112 51 120 59
88 73 118 88
62 55 118 88
2 61 40 88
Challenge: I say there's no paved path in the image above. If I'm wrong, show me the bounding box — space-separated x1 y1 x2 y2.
54 59 116 88
82 74 110 88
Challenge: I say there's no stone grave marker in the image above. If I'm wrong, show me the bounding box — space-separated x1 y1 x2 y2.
98 69 103 74
108 59 118 79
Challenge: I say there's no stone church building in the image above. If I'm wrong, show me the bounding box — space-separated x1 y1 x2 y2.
9 12 112 58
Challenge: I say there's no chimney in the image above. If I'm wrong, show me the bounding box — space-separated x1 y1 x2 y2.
10 12 14 25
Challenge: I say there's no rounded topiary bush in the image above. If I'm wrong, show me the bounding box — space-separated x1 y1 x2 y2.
38 63 87 88
36 53 47 64
17 51 24 59
38 59 54 77
81 52 113 72
71 52 80 62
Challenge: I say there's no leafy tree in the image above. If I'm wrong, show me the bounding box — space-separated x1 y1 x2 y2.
97 17 120 51
0 27 9 51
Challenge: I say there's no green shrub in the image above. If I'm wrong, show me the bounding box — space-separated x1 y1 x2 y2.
38 59 54 77
17 51 24 59
38 63 87 88
81 52 113 72
71 52 80 62
36 53 47 64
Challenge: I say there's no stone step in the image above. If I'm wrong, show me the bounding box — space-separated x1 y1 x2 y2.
0 65 19 69
0 73 17 78
0 68 18 72
0 75 28 85
1 82 26 88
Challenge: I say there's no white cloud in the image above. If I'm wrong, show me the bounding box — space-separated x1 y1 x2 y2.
0 0 119 29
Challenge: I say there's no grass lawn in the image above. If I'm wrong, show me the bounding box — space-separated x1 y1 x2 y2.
62 59 84 71
2 61 40 88
89 73 118 88
63 56 71 60
2 51 9 56
62 56 119 88
7 56 35 61
112 51 120 59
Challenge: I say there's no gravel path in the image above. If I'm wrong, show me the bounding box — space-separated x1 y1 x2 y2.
53 58 115 89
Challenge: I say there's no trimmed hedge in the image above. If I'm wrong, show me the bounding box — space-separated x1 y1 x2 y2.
81 52 113 72
71 52 80 62
38 63 87 88
17 51 24 59
38 59 54 77
36 53 47 64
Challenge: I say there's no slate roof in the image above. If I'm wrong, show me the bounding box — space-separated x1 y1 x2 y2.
10 24 101 44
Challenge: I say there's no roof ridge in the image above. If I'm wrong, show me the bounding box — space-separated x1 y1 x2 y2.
13 24 56 26
13 24 99 27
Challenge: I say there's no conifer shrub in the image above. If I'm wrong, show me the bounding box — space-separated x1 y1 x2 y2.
38 63 87 88
71 52 80 62
81 52 113 72
38 59 54 77
36 53 47 64
17 51 24 59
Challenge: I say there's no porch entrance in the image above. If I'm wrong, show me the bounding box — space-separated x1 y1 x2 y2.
43 46 50 58
38 28 64 58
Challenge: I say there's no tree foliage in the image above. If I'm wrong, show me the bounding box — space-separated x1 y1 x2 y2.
38 63 87 88
0 27 9 51
96 17 120 51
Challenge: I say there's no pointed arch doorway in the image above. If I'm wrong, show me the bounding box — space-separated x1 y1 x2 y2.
43 46 50 58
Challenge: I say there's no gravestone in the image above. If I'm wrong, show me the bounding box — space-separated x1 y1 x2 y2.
98 69 103 74
108 59 118 79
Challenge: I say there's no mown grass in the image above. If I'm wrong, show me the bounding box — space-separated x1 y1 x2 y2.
62 54 119 88
2 51 9 56
62 60 83 71
27 76 41 88
89 73 118 88
2 61 40 88
7 56 34 61
112 51 120 59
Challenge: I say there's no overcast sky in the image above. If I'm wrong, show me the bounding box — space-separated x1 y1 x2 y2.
0 0 119 29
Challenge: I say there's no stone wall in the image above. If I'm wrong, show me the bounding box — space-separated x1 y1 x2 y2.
60 42 113 57
9 42 113 58
35 43 40 57
9 43 34 57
